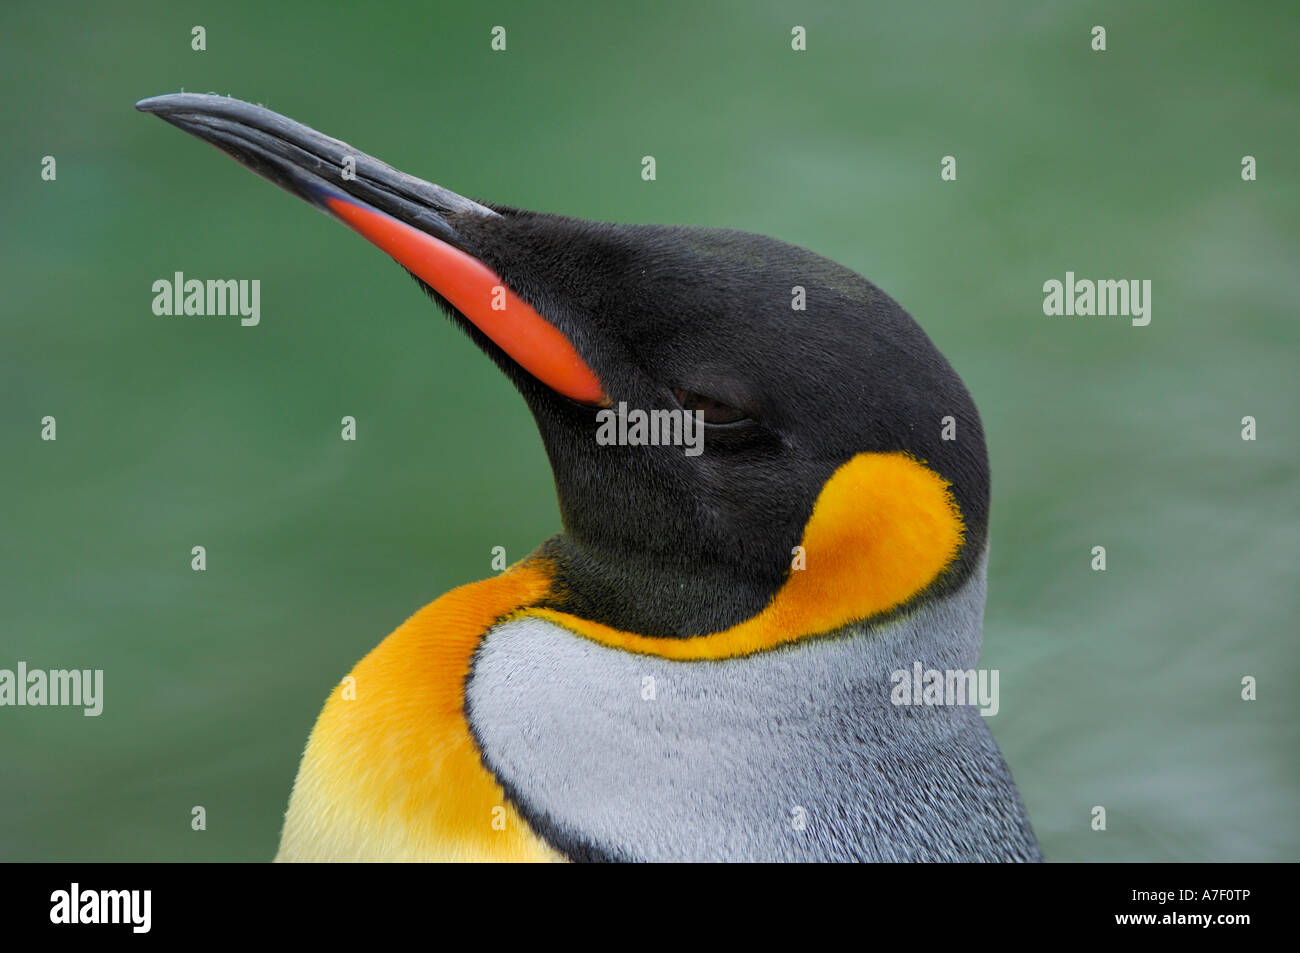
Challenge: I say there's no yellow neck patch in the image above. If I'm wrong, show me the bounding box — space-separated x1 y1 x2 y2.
276 566 564 862
523 451 964 660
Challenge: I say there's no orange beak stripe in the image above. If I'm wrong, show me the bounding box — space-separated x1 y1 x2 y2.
325 196 608 406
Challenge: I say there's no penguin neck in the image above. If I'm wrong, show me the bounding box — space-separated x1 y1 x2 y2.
467 547 1009 861
850 542 989 674
533 532 783 636
529 451 974 656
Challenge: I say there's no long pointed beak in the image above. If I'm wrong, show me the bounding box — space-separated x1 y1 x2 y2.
136 93 607 407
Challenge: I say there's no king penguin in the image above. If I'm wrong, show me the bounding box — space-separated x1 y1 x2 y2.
137 93 1041 863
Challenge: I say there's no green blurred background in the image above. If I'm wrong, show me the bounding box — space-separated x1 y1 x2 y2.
2 0 1296 861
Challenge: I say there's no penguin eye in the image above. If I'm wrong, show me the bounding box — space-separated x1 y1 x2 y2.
672 387 748 425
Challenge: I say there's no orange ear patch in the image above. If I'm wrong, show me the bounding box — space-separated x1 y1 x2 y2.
524 451 964 660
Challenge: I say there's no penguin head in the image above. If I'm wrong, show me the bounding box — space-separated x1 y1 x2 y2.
138 94 988 638
451 210 989 636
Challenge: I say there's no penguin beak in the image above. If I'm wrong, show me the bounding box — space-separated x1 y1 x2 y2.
135 93 608 407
